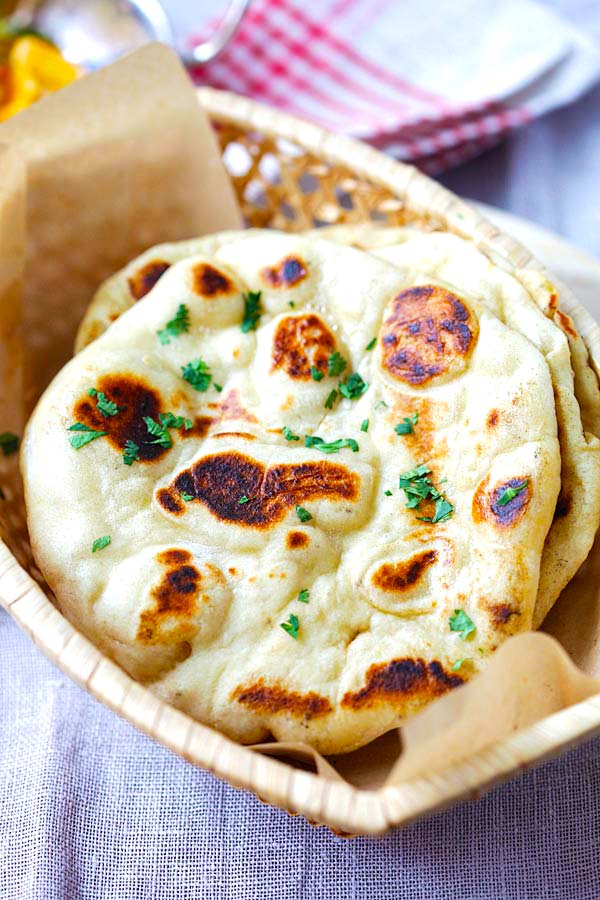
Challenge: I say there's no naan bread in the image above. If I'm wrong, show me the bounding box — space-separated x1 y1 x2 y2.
316 225 600 628
23 232 561 753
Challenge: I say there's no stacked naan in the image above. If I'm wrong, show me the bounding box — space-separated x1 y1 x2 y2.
21 225 600 753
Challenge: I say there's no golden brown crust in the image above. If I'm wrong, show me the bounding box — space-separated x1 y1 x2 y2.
341 658 463 710
233 679 332 718
192 262 233 298
137 549 201 645
271 313 336 380
372 550 437 592
472 476 531 528
127 260 171 300
260 255 308 288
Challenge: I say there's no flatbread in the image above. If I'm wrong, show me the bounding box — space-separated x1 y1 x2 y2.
22 232 560 753
315 225 600 628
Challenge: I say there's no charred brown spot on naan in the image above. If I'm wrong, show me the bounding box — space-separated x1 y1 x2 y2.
488 603 518 626
553 491 572 520
232 679 332 718
472 476 531 528
213 431 256 440
192 263 233 298
163 450 359 528
381 285 477 386
137 549 202 645
217 390 258 423
487 410 500 428
341 658 463 710
127 260 171 300
181 416 213 440
271 313 336 380
372 550 437 592
260 256 308 288
287 531 310 549
74 373 169 462
555 309 578 340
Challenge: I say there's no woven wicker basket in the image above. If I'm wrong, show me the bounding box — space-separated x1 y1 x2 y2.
2 87 600 836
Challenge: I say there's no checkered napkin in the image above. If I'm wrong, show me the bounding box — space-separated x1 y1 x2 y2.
188 0 600 172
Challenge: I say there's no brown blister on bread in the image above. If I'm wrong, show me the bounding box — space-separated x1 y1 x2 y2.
555 308 578 340
486 409 499 428
137 549 201 645
341 657 463 710
553 490 572 520
74 373 170 462
260 256 308 288
271 313 336 380
128 260 171 300
217 389 259 423
472 476 531 528
381 285 477 386
286 531 310 549
192 262 233 298
232 679 332 718
158 450 359 527
372 550 437 592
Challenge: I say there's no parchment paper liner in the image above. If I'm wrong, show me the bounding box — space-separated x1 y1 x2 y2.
1 65 600 835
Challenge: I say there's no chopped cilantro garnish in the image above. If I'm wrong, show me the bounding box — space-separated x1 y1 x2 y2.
339 372 368 400
280 613 300 640
310 366 324 382
452 657 471 671
143 413 191 449
449 610 476 641
214 383 223 393
395 412 418 436
0 431 19 456
384 489 392 496
298 589 310 603
92 535 111 553
181 492 194 502
288 300 295 308
399 463 454 522
67 423 107 450
365 337 377 351
283 426 300 442
241 290 262 333
181 358 212 392
360 419 369 433
324 389 338 410
328 351 347 377
497 480 528 506
122 440 140 465
296 506 312 522
89 388 121 417
157 303 190 344
238 495 249 504
305 435 359 454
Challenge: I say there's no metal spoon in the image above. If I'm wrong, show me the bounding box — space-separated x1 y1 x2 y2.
10 0 250 68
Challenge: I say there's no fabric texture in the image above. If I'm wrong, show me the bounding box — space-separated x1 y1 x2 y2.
188 0 600 171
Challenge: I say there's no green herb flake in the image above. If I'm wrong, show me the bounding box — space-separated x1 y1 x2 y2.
394 412 418 436
365 337 377 351
280 613 300 640
283 425 300 441
327 351 347 377
241 290 262 333
238 495 249 504
497 480 529 506
384 489 393 496
288 300 295 308
181 358 212 392
88 388 121 417
310 366 325 382
339 372 368 400
449 609 476 641
298 588 310 604
374 400 389 410
360 419 369 433
143 412 191 449
67 423 107 450
324 389 338 410
214 383 223 393
92 535 111 553
157 303 190 344
398 463 454 522
122 440 140 466
181 492 194 502
0 431 19 456
451 657 471 671
296 505 312 523
417 496 455 524
305 435 359 454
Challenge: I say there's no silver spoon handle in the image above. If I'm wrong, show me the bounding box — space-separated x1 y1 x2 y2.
181 0 251 66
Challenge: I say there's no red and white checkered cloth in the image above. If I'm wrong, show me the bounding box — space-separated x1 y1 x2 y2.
188 0 600 172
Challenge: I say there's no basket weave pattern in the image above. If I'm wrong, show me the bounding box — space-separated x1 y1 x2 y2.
2 88 600 835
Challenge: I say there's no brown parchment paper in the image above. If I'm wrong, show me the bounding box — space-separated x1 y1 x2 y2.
0 59 600 804
0 43 242 410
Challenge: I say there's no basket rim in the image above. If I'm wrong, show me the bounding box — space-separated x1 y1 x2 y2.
2 86 600 836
